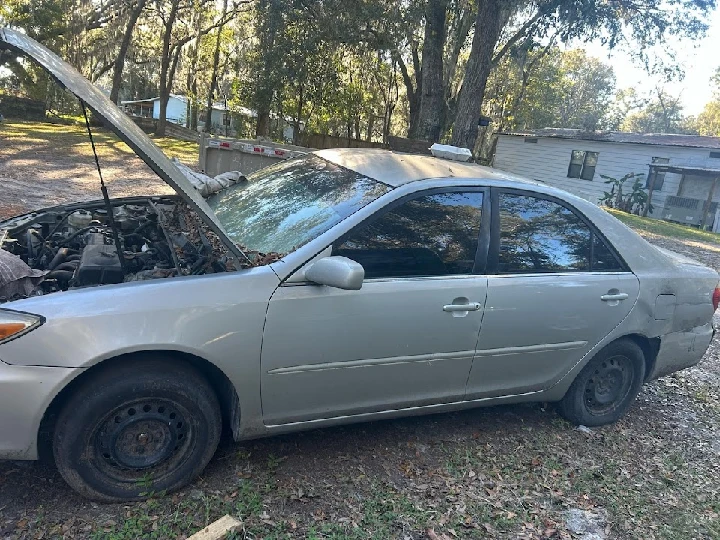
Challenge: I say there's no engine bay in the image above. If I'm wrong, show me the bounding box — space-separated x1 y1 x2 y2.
0 197 248 303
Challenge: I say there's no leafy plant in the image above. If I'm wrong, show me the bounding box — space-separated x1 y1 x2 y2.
599 172 653 215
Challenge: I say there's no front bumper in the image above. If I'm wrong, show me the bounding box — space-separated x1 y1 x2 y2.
0 360 83 460
647 322 715 381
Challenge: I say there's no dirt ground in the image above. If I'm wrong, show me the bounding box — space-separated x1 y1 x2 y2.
1 123 719 539
0 121 180 220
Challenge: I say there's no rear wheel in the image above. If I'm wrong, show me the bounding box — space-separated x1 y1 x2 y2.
558 338 645 427
53 356 222 502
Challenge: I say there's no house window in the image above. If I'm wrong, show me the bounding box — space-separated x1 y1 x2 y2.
646 157 669 191
710 151 720 159
567 150 599 180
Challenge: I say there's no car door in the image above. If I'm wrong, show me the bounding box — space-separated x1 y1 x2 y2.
465 190 640 399
260 188 489 425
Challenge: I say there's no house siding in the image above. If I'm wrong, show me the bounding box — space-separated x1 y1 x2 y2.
493 135 720 217
149 97 187 125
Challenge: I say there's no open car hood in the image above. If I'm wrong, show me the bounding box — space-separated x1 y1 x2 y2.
0 28 244 260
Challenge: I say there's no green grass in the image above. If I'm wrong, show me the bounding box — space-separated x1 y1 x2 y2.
151 135 198 164
0 120 199 166
606 207 720 245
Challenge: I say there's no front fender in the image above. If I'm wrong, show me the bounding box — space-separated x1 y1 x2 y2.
0 267 279 437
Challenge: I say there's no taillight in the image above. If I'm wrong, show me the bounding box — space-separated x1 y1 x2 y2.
713 286 720 311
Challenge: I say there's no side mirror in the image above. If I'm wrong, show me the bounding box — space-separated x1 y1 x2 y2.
304 256 364 290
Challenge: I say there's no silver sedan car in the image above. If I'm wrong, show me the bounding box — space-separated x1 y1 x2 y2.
0 29 718 501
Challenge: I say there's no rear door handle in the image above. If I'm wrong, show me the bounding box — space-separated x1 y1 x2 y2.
443 302 481 312
601 293 629 301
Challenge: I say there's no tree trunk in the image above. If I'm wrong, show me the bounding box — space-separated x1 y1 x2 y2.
185 11 203 130
255 0 282 137
383 103 395 144
644 169 656 217
450 0 504 151
292 83 304 145
190 79 199 130
394 48 421 138
416 0 448 142
109 0 147 104
256 111 271 137
442 1 474 137
204 0 228 134
156 0 181 137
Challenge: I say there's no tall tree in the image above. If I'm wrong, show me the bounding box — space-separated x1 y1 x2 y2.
155 0 183 137
450 0 506 149
416 0 448 142
109 0 147 104
154 0 244 136
251 0 284 137
692 67 720 136
204 0 228 133
622 88 686 133
448 0 715 151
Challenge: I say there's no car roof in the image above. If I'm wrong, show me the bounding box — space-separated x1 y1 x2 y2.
314 148 542 188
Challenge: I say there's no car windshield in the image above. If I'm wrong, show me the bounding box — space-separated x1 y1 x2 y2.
206 154 390 256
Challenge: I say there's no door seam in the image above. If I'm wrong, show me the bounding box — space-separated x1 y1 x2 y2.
464 276 490 395
259 280 284 419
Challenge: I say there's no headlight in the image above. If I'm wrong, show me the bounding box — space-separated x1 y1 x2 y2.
0 309 44 345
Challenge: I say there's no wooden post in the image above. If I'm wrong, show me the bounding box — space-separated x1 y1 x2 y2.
643 166 656 217
700 176 719 230
677 174 687 196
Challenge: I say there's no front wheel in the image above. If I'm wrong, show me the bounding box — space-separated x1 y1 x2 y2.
53 356 222 502
558 338 645 427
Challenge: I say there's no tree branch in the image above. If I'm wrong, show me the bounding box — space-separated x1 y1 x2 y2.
491 10 544 66
392 50 415 97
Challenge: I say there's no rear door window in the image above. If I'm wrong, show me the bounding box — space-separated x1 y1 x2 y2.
497 193 622 273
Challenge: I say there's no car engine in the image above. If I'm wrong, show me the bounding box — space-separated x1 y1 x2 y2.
0 197 248 303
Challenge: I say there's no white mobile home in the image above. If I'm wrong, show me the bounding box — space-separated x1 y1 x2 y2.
120 96 298 140
121 95 237 131
493 129 720 228
121 94 189 125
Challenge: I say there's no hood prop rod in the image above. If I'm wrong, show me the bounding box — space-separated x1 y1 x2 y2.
80 100 126 273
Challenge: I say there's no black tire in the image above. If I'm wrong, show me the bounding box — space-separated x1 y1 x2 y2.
558 338 645 427
53 355 222 502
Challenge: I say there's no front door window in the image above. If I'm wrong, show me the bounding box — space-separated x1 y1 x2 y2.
334 191 484 278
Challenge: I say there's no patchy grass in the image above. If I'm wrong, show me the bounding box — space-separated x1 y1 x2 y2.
0 120 198 166
606 207 720 246
151 135 199 164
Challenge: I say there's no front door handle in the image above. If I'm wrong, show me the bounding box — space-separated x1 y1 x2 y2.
443 302 481 312
601 293 629 301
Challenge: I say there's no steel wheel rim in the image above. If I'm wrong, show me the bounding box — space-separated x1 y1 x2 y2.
583 354 634 416
92 398 193 484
